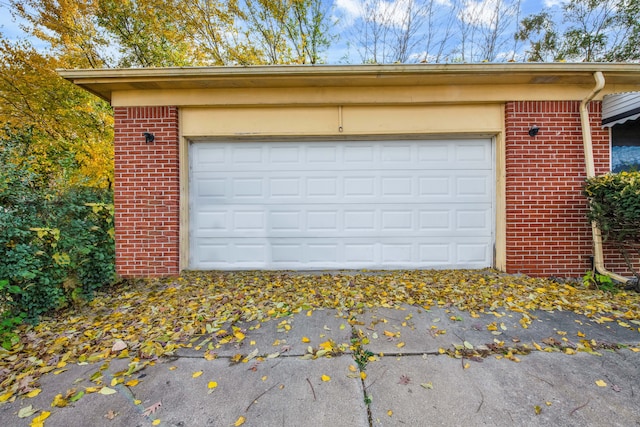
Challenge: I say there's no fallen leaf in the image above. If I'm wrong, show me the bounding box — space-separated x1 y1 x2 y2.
387 410 393 416
302 337 310 343
208 381 218 389
26 389 41 398
192 371 203 378
321 375 331 382
143 401 162 417
18 405 37 418
125 379 139 387
30 411 50 427
51 394 67 408
234 415 246 426
420 382 433 389
111 339 127 352
595 380 607 387
152 420 161 426
104 410 118 420
98 387 117 395
396 342 405 348
69 390 85 402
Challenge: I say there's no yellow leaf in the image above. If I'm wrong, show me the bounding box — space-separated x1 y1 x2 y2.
53 369 67 375
463 363 470 369
110 378 119 387
169 366 177 371
564 348 575 355
261 376 267 381
84 387 99 393
125 379 139 387
319 341 333 351
0 391 13 402
134 399 142 405
51 394 67 407
192 371 203 378
26 389 42 398
307 310 312 317
595 380 607 387
396 342 405 348
30 411 50 427
438 348 446 354
577 331 585 337
533 342 542 351
348 365 357 372
234 331 246 341
208 381 218 389
387 410 393 416
321 374 331 382
383 330 395 337
234 415 246 426
302 337 310 343
152 420 161 426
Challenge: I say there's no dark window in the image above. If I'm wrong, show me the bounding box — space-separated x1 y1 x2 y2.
611 118 640 172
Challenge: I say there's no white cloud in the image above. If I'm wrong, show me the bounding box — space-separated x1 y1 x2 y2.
543 0 567 7
459 0 519 27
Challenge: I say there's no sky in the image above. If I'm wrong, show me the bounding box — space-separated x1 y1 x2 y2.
0 0 561 65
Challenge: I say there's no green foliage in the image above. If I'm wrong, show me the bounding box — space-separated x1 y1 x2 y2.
582 270 618 293
517 0 640 62
583 172 640 281
0 130 115 324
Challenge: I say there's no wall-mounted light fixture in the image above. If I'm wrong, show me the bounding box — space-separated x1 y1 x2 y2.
143 132 155 144
528 125 539 137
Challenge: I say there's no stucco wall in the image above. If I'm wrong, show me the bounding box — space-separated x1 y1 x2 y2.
114 106 180 277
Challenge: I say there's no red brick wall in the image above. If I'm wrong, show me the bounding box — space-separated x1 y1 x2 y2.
113 106 180 277
504 101 634 277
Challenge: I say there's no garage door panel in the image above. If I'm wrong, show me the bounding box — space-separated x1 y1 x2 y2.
193 204 493 238
192 171 492 204
191 140 492 172
190 139 494 269
192 238 491 269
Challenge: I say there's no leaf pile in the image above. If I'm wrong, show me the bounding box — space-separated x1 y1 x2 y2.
1 269 639 400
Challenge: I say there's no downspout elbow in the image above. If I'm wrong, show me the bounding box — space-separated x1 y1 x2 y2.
580 71 629 284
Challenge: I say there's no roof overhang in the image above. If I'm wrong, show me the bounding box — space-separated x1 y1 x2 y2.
58 63 640 103
602 91 640 127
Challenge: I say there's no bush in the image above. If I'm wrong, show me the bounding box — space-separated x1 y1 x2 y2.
0 129 115 330
583 172 640 283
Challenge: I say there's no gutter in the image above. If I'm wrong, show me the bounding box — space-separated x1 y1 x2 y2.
580 71 630 283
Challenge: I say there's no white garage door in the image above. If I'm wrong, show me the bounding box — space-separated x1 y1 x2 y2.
189 139 494 270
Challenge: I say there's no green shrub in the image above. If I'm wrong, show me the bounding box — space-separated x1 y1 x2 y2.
583 172 640 283
0 130 115 325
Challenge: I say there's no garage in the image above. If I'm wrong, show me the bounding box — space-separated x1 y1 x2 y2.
189 138 494 270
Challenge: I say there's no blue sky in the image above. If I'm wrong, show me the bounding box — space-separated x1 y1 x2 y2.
0 0 560 64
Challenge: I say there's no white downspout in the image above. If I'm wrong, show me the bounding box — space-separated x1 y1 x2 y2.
580 71 629 283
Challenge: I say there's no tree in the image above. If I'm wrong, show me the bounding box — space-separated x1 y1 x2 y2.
0 38 113 189
243 0 333 64
517 0 640 62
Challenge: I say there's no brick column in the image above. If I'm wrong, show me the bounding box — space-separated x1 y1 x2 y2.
113 106 180 277
504 101 610 277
